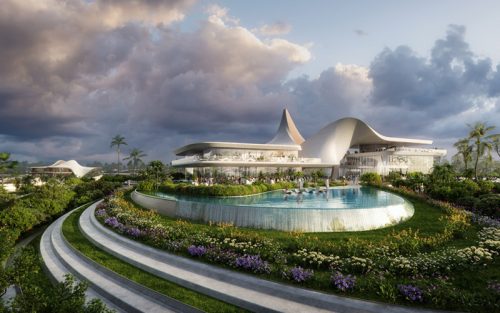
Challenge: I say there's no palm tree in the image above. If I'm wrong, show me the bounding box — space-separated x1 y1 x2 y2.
453 138 473 172
491 135 500 158
467 122 495 180
123 148 147 176
110 135 127 174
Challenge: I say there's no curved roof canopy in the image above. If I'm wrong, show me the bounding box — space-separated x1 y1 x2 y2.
31 160 97 178
267 109 305 145
300 118 432 164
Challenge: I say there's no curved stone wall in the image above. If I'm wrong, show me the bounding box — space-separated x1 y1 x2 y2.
132 190 414 232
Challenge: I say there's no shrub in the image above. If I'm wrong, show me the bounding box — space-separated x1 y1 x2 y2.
154 181 295 197
360 172 382 186
476 194 500 218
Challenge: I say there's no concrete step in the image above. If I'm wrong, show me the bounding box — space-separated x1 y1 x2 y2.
40 212 123 312
42 208 202 313
81 201 442 313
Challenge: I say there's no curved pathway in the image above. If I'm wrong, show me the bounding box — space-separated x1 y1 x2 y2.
40 207 203 313
80 201 445 313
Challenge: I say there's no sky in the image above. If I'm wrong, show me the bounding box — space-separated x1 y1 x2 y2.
1 0 499 164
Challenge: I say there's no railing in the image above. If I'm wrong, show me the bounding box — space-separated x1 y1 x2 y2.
172 155 322 165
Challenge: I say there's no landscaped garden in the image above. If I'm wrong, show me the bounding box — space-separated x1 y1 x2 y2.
92 186 500 312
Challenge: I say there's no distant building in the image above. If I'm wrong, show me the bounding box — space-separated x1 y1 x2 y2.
31 160 100 178
171 109 446 178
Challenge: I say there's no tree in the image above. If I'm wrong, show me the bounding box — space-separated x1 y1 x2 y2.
110 135 127 174
467 122 496 180
146 161 165 190
123 148 147 176
491 135 500 158
453 138 473 173
0 152 17 172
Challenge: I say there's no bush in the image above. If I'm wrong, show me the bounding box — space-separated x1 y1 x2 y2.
360 172 382 186
476 194 500 218
151 181 295 197
456 196 479 209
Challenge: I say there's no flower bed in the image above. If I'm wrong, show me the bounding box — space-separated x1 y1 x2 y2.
94 192 500 312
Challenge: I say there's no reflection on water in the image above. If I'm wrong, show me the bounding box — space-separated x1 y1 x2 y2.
154 186 404 210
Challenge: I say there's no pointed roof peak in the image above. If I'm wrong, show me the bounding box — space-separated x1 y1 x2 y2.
267 108 305 145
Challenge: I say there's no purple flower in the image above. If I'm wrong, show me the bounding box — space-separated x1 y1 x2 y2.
187 245 207 257
234 255 270 274
205 246 239 265
104 217 122 229
95 208 107 217
289 266 314 283
126 227 141 238
331 272 356 292
398 284 423 302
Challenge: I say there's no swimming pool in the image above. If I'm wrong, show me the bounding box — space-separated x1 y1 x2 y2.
131 186 414 232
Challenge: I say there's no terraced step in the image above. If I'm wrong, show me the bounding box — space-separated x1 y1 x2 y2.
41 208 202 313
40 211 123 312
81 201 441 313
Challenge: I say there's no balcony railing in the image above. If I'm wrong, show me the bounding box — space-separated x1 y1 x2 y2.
172 155 322 166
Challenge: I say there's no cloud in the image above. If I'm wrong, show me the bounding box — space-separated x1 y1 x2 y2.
257 22 292 36
0 1 498 164
0 1 311 162
354 29 367 36
368 24 499 139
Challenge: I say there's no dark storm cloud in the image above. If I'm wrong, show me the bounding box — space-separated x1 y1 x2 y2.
0 1 498 163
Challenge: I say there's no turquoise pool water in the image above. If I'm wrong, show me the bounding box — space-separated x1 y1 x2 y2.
154 186 405 210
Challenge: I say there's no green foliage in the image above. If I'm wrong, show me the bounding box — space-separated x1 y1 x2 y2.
154 181 296 197
137 180 156 192
71 180 121 207
0 186 15 210
5 246 113 313
476 194 500 218
0 153 17 171
360 172 382 186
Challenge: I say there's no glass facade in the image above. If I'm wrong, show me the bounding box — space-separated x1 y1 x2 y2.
340 147 445 177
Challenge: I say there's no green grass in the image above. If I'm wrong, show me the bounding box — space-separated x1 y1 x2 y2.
62 207 246 313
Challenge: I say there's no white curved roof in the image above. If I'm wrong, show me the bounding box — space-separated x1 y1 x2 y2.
31 160 97 178
174 142 300 156
267 109 305 145
300 118 433 165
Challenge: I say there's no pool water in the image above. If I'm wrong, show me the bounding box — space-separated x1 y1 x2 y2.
154 186 405 210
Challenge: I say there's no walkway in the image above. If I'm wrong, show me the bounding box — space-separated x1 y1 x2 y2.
40 208 203 313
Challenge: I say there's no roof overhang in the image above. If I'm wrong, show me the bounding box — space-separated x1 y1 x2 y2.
174 142 301 156
171 159 333 168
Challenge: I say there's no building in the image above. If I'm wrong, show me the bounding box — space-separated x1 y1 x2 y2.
31 160 100 178
171 109 446 178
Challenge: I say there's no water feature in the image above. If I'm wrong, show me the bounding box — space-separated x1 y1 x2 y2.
132 186 414 232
